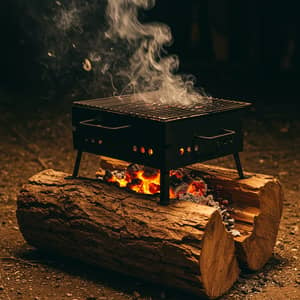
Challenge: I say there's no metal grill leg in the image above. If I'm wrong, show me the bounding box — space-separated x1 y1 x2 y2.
160 168 170 205
72 150 82 178
233 152 245 179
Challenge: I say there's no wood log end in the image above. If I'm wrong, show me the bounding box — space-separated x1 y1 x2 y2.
200 210 240 298
234 179 284 270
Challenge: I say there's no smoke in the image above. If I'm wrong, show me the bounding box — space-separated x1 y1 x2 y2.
105 0 208 105
18 0 208 103
54 1 82 32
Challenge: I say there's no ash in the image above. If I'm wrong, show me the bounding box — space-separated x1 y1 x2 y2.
110 170 126 180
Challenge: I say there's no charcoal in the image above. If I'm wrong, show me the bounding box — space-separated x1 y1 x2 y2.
193 176 206 182
171 169 185 178
174 183 189 196
170 175 182 186
131 178 142 185
103 170 113 182
182 174 193 184
149 183 160 194
143 167 159 178
127 164 143 176
112 170 126 180
189 170 202 178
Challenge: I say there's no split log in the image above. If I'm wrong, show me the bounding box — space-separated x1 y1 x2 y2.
188 164 283 271
17 169 239 299
99 156 284 271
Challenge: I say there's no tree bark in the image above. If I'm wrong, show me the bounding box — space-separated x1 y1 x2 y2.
17 169 239 299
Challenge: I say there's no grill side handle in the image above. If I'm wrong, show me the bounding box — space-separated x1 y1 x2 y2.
79 119 131 131
194 128 246 179
195 129 235 140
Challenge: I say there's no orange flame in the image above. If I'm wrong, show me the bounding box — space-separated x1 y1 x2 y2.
105 166 207 199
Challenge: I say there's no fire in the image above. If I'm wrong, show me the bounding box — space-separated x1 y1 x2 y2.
103 165 207 199
128 170 160 195
187 181 207 196
106 168 160 195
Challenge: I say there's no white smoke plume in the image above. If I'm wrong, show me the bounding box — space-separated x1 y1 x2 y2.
106 0 208 105
54 1 82 32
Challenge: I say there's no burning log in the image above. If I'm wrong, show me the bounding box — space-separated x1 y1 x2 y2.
17 169 239 299
99 156 284 271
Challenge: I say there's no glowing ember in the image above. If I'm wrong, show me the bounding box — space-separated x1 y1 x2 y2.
101 165 207 199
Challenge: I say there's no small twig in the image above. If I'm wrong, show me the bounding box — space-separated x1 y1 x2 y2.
37 157 49 169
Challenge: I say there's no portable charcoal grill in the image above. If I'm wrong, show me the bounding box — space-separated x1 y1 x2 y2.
71 92 251 204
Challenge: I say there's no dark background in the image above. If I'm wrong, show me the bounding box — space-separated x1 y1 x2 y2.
0 0 300 107
0 2 299 299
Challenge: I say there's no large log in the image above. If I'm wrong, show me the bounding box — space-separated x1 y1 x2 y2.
17 169 239 299
99 156 284 271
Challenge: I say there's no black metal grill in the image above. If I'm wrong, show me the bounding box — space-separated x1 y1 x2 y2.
76 94 248 121
71 93 251 204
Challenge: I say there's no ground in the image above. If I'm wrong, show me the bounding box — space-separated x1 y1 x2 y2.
0 90 299 300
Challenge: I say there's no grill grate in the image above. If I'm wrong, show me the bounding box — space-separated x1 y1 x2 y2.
74 93 250 121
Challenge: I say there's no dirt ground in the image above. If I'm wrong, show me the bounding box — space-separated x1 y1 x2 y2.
0 89 299 300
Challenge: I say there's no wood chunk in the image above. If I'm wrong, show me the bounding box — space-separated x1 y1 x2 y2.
189 164 283 271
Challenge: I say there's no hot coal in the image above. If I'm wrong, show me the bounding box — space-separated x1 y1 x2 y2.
143 167 159 178
170 175 182 187
128 178 143 187
127 164 142 176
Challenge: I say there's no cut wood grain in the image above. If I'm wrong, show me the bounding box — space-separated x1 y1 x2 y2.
188 164 283 271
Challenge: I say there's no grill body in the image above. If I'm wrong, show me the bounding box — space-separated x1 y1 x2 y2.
71 94 251 204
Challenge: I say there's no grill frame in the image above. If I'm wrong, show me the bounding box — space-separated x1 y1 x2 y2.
73 93 250 121
71 94 251 204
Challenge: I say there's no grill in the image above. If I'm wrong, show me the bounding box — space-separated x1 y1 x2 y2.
71 93 251 204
